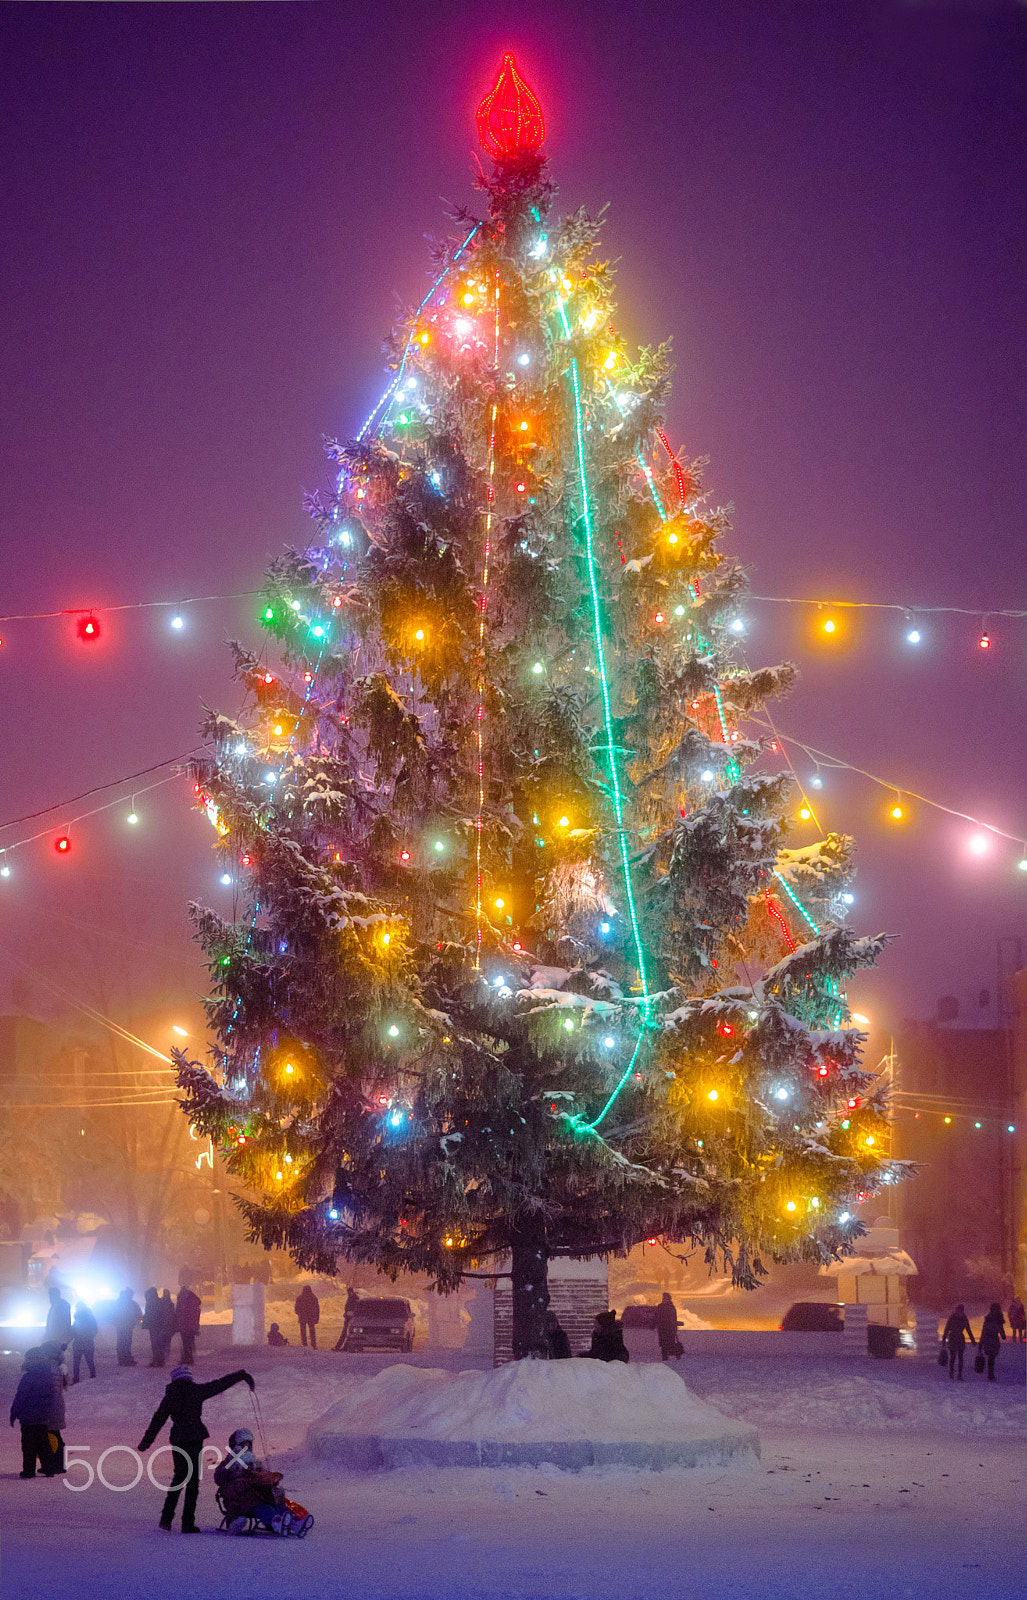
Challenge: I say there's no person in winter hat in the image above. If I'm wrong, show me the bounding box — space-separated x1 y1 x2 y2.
294 1284 320 1349
978 1303 1006 1380
44 1287 72 1346
71 1301 98 1382
333 1286 361 1350
213 1426 284 1533
941 1304 975 1379
176 1284 202 1364
137 1364 254 1532
267 1322 289 1347
583 1310 629 1363
9 1347 64 1478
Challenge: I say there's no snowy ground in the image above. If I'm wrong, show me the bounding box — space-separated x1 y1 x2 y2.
1 1341 1023 1599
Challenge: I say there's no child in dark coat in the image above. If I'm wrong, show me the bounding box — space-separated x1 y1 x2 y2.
9 1347 64 1478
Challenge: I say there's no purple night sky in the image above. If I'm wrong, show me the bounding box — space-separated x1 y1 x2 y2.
1 0 1025 1039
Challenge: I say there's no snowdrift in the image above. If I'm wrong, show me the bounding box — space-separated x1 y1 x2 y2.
307 1357 760 1471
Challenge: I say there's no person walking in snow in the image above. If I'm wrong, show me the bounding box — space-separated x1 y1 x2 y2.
1008 1297 1026 1344
70 1301 98 1382
9 1346 64 1478
44 1286 72 1346
978 1303 1006 1381
543 1309 571 1359
654 1293 682 1361
941 1303 975 1379
583 1310 629 1363
295 1284 320 1348
114 1287 141 1366
176 1284 202 1364
334 1286 360 1350
137 1363 255 1532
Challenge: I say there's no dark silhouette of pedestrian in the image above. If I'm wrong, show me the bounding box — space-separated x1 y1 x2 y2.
543 1309 571 1359
941 1304 975 1379
44 1287 72 1346
583 1309 629 1363
70 1302 97 1382
979 1303 1006 1380
142 1289 167 1368
267 1322 289 1346
654 1293 682 1361
176 1284 202 1364
158 1289 178 1356
9 1346 63 1477
334 1286 360 1350
1008 1297 1025 1344
294 1284 320 1348
114 1288 141 1366
138 1363 254 1532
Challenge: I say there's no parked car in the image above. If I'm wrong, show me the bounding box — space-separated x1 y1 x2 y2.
341 1296 415 1352
780 1301 844 1332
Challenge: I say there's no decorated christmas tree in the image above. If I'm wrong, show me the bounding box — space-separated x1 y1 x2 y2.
178 54 900 1357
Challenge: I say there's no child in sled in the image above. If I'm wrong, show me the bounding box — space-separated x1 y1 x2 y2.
213 1428 312 1536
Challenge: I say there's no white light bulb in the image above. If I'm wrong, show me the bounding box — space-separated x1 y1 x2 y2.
906 629 921 644
533 662 544 674
841 892 855 905
388 1024 400 1038
265 772 277 785
701 770 715 783
171 615 185 630
729 618 745 633
603 1036 615 1049
839 1212 851 1224
851 1013 870 1026
810 775 823 789
234 743 247 756
968 833 990 856
517 352 531 366
0 865 9 878
127 812 138 826
599 922 611 934
220 873 232 886
775 1087 789 1101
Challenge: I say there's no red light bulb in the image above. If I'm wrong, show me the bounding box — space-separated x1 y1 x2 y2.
55 834 71 854
76 613 101 643
399 849 411 863
654 611 665 625
978 633 991 650
718 1022 734 1037
476 53 545 160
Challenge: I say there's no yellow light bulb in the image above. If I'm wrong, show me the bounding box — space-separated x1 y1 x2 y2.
786 1200 797 1212
274 725 283 736
495 897 505 909
707 1089 719 1101
419 332 429 345
519 420 529 432
415 629 425 642
891 805 903 821
823 618 836 634
381 932 391 946
668 532 678 545
285 1063 294 1075
463 292 474 305
275 1171 283 1182
799 806 812 821
603 352 616 369
865 1135 875 1146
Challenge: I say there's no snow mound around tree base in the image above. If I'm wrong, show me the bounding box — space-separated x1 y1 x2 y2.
307 1357 760 1471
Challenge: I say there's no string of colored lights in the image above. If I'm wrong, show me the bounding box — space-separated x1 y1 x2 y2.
0 770 184 869
0 748 206 832
760 722 1027 852
356 222 483 443
0 590 261 625
750 595 1027 620
473 267 501 971
764 885 797 952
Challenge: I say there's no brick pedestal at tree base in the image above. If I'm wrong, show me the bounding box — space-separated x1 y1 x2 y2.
493 1257 608 1366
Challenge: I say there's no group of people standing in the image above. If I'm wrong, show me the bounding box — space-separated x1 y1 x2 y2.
141 1285 202 1367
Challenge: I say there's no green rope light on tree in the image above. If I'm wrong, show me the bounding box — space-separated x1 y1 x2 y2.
562 346 652 1016
583 1031 646 1132
772 868 821 935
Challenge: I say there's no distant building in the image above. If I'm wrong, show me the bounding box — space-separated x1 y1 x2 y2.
893 1013 1021 1308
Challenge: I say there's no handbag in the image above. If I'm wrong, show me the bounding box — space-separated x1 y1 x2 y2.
937 1346 948 1366
973 1352 985 1374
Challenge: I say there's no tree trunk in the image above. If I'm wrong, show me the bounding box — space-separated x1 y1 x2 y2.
509 1217 550 1360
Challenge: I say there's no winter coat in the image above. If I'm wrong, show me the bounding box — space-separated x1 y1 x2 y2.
44 1297 73 1345
158 1292 178 1338
72 1307 98 1344
587 1324 630 1363
294 1287 320 1325
141 1291 161 1330
138 1370 253 1450
654 1298 679 1340
545 1324 572 1360
942 1312 974 1347
1008 1299 1026 1332
979 1310 1006 1356
10 1356 63 1429
176 1287 202 1335
114 1293 141 1332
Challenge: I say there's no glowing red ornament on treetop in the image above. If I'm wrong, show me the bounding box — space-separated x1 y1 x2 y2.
476 53 545 159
